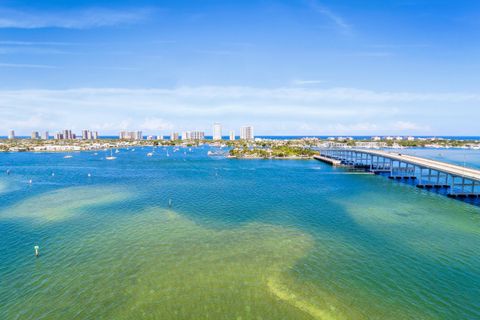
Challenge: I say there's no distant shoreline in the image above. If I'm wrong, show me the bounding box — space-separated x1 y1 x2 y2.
1 136 479 154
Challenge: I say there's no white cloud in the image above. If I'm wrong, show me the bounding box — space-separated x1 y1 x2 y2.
291 79 325 86
0 62 58 69
140 117 174 131
327 122 380 132
393 121 430 131
91 120 133 131
306 0 351 34
0 86 477 135
0 7 153 29
0 40 77 46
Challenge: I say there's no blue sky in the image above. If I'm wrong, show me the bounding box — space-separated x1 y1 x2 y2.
0 0 479 136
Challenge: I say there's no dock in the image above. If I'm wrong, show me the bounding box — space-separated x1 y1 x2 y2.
313 155 342 166
317 149 480 198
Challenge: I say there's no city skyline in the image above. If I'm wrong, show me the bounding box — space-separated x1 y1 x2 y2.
3 123 255 140
1 1 479 135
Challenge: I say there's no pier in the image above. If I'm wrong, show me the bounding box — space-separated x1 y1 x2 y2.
317 149 480 198
313 155 342 166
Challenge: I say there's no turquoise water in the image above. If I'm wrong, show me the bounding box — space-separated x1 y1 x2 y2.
1 147 479 319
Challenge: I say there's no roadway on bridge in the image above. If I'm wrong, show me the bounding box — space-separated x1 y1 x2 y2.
351 149 480 181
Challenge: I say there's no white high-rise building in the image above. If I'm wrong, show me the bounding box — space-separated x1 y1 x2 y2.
191 131 205 140
119 131 142 140
82 130 89 140
157 135 164 140
93 131 98 140
212 123 222 140
42 131 49 140
63 129 73 140
240 126 254 140
182 131 192 140
170 132 179 141
31 131 39 139
8 130 15 140
229 130 235 141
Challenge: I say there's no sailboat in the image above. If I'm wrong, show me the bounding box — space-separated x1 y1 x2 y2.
106 149 117 160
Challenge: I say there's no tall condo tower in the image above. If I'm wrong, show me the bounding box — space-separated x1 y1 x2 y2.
213 123 222 140
191 131 205 140
170 132 179 141
240 126 254 140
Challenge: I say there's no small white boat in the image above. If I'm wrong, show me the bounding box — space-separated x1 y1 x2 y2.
147 152 153 157
208 150 225 157
115 149 120 154
106 149 116 160
64 155 73 159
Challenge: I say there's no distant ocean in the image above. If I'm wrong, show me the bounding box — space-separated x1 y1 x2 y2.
2 135 480 140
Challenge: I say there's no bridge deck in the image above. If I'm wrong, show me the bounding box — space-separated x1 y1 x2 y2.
351 149 480 181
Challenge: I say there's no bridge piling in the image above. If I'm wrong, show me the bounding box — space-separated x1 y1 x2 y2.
317 148 480 201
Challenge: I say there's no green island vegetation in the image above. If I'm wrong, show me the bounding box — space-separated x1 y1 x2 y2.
229 145 317 159
0 136 479 154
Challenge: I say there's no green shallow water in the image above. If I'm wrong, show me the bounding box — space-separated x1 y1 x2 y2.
0 148 479 319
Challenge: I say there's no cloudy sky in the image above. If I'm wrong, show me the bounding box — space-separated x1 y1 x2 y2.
0 0 479 136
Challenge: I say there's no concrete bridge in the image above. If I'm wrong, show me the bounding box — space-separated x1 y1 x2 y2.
316 149 480 198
